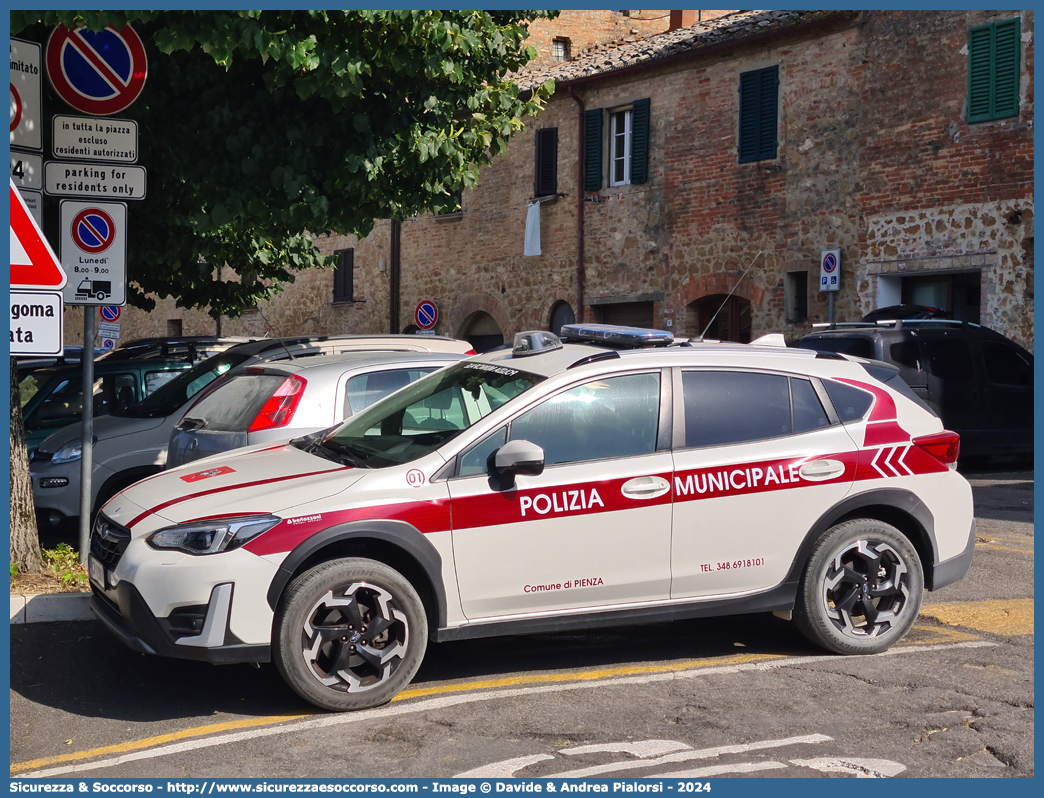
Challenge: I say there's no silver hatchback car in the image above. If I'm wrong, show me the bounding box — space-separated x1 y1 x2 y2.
167 350 466 469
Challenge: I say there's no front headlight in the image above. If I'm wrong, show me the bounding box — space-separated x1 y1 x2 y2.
50 441 82 464
146 515 280 555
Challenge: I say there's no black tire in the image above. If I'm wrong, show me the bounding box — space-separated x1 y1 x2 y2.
273 558 428 711
794 519 923 655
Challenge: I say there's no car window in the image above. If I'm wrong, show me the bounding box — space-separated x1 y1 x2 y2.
792 378 831 433
145 370 180 396
682 371 790 448
458 427 508 477
508 373 660 466
321 361 544 468
982 342 1033 387
823 380 874 423
922 339 974 382
889 341 922 371
344 368 437 417
28 373 136 429
799 336 875 359
183 373 287 431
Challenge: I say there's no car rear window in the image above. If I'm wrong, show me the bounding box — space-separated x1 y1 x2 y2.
799 336 875 359
823 380 874 423
181 373 286 432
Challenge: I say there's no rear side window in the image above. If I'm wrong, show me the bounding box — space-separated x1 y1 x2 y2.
145 370 180 396
799 336 875 359
682 371 791 447
890 341 922 371
982 342 1033 387
344 368 437 417
922 339 974 382
184 373 286 431
792 378 830 432
823 380 874 423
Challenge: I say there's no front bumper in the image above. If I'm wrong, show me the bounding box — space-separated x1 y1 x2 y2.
90 581 270 664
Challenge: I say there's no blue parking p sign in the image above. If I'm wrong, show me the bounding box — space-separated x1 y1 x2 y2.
819 250 841 292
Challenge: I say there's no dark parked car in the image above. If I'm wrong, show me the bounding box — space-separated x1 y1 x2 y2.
798 319 1032 459
861 304 951 323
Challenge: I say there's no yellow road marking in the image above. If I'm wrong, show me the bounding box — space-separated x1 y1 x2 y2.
10 652 779 775
976 542 1034 554
391 652 781 701
919 599 1033 637
10 713 313 774
907 624 979 645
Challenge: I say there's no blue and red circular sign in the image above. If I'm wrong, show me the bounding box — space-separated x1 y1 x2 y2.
101 338 116 351
71 208 116 253
10 83 22 132
415 300 439 330
46 24 147 116
100 305 121 322
822 253 838 273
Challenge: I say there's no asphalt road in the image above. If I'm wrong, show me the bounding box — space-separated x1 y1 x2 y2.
10 466 1033 779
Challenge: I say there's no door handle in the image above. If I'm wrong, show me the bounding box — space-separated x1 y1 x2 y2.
621 476 671 499
798 459 846 482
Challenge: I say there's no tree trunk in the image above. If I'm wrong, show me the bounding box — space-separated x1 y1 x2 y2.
10 357 42 574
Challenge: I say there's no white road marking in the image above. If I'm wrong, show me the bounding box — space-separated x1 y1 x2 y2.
547 734 831 779
560 740 691 758
657 761 788 777
790 757 907 778
19 640 995 778
455 754 555 778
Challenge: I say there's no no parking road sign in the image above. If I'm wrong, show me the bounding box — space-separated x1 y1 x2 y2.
60 199 127 305
415 300 439 330
820 249 841 292
46 24 147 116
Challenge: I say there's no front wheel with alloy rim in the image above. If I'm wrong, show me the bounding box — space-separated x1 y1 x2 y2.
794 519 924 655
274 558 428 711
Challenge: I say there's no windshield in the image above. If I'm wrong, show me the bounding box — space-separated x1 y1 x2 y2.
318 360 544 468
113 352 247 418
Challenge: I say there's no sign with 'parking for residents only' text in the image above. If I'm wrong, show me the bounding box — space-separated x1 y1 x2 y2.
45 161 146 200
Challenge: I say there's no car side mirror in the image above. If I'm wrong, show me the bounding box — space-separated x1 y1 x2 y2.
491 440 544 489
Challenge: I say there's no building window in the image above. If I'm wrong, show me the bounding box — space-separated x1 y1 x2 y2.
583 98 650 191
610 109 632 186
968 18 1021 123
785 271 808 322
738 65 779 163
333 248 354 303
551 38 570 63
534 128 558 197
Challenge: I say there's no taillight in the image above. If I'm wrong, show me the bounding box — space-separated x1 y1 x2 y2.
913 430 960 469
249 375 306 432
464 349 477 356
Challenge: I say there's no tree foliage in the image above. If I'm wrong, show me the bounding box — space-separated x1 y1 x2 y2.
11 10 556 317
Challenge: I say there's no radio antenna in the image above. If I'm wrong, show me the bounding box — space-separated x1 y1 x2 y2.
696 250 764 341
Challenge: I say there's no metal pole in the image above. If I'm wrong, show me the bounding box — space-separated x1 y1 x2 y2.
828 291 834 326
78 309 94 565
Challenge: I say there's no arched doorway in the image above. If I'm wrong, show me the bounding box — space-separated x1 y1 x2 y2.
689 295 752 343
457 311 504 353
549 301 575 336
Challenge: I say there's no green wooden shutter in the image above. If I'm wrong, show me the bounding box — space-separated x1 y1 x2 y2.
534 128 558 197
630 98 650 184
739 66 777 163
992 18 1020 119
584 109 603 191
968 18 1020 123
333 249 353 302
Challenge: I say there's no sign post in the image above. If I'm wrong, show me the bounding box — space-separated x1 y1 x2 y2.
820 249 841 324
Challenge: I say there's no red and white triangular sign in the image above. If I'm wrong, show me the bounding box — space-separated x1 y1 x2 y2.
10 178 66 289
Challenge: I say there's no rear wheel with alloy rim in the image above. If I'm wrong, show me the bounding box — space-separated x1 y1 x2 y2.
794 519 923 655
274 558 428 711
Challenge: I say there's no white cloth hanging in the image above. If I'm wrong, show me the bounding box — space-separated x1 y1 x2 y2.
524 201 541 256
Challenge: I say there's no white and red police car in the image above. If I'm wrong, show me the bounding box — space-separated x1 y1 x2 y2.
90 325 975 711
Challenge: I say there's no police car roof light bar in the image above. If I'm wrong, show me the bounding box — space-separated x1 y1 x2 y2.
559 323 674 348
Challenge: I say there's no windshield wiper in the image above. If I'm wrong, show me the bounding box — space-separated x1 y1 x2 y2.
317 439 369 468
